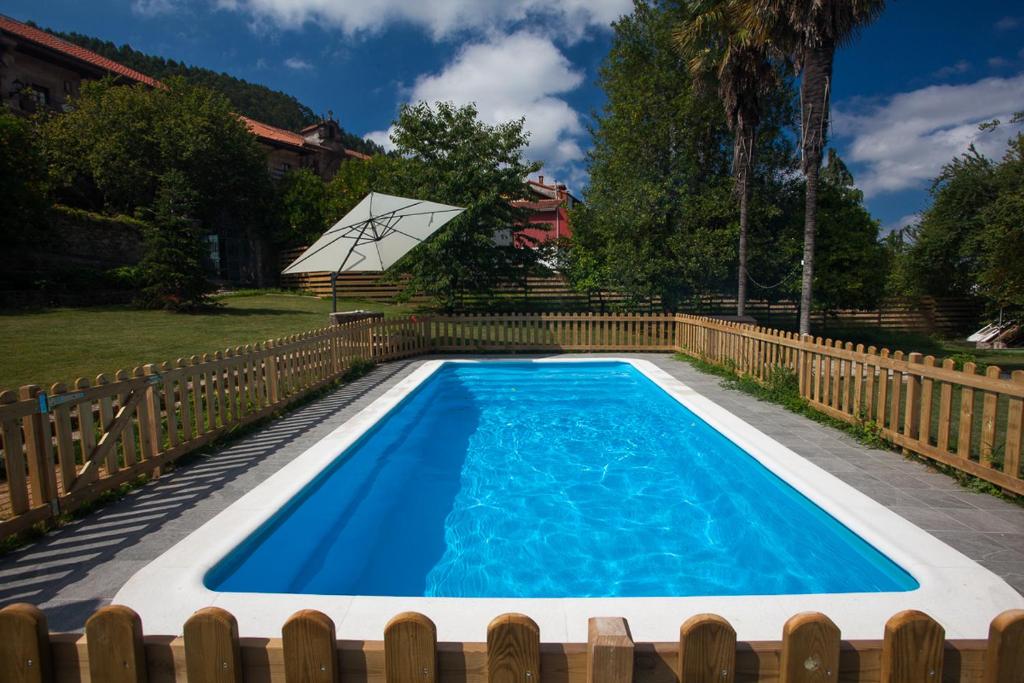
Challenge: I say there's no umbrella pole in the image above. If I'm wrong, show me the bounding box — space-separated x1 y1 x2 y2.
331 273 338 313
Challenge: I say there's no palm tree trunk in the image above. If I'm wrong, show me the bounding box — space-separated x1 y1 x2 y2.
797 44 834 335
799 160 819 334
734 112 756 318
737 178 750 317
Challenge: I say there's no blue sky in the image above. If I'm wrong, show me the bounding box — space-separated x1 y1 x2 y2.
2 0 1022 230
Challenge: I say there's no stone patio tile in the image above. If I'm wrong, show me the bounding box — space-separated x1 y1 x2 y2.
885 506 973 531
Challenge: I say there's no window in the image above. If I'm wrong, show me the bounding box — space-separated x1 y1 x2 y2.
26 83 49 106
270 161 291 180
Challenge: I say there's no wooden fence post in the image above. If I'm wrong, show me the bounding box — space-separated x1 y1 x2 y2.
588 617 633 683
1005 371 1023 482
880 611 944 683
85 604 147 683
19 385 58 514
283 609 338 683
0 603 51 683
184 607 242 683
385 612 437 683
984 610 1024 683
488 614 540 683
903 353 923 451
140 365 163 465
1 390 30 517
679 614 735 683
779 613 839 683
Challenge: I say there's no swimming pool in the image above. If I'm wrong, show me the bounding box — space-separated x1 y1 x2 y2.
206 361 915 597
115 358 1023 641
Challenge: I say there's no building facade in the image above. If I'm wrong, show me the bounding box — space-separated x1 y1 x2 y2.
511 176 580 246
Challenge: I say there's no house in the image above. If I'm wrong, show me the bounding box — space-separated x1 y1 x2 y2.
0 13 369 284
510 175 581 246
0 14 365 182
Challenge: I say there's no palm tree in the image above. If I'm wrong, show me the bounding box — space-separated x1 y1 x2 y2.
675 0 778 317
742 0 886 334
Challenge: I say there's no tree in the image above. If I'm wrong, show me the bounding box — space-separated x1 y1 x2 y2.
385 101 542 309
568 0 797 311
324 154 407 224
275 168 329 247
674 0 779 316
903 146 995 299
903 125 1024 314
42 77 275 285
743 0 887 334
0 109 49 249
977 132 1024 312
136 170 214 311
812 150 886 316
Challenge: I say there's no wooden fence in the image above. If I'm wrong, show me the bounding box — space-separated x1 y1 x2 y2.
0 318 429 539
0 603 1021 683
279 248 981 332
1 312 1021 542
674 315 1024 496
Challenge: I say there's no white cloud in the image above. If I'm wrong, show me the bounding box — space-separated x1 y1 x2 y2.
932 60 969 79
215 0 630 42
832 73 1024 198
284 56 313 70
132 0 182 16
365 32 587 185
994 16 1020 31
884 213 921 234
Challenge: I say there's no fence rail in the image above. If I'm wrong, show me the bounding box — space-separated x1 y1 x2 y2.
1 312 1021 541
0 603 1021 683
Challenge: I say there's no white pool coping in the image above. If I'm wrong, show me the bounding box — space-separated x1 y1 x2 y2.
115 357 1024 642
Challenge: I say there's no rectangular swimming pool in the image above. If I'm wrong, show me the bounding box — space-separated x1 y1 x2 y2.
117 358 1023 640
206 361 916 597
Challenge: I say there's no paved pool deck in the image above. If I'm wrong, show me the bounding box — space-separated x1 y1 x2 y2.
1 353 1021 633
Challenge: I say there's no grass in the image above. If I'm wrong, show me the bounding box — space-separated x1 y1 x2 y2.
811 324 1024 373
0 292 418 390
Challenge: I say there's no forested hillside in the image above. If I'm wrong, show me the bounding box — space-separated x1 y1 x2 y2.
37 24 384 156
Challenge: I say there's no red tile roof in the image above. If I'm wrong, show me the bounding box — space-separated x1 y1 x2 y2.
241 115 309 151
0 14 161 88
344 148 371 160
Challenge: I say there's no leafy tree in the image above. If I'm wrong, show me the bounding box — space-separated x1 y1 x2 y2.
42 78 275 287
324 154 407 223
896 121 1024 315
137 170 214 311
977 132 1024 311
0 109 49 248
812 150 886 315
568 0 797 311
675 0 780 316
742 0 887 334
275 168 330 247
385 101 542 309
904 146 996 298
43 78 272 230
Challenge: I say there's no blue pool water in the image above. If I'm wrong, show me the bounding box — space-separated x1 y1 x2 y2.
207 361 917 597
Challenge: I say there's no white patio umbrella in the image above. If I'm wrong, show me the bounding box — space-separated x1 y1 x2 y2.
282 192 465 311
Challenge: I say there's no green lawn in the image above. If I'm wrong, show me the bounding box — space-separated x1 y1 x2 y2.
0 292 417 391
